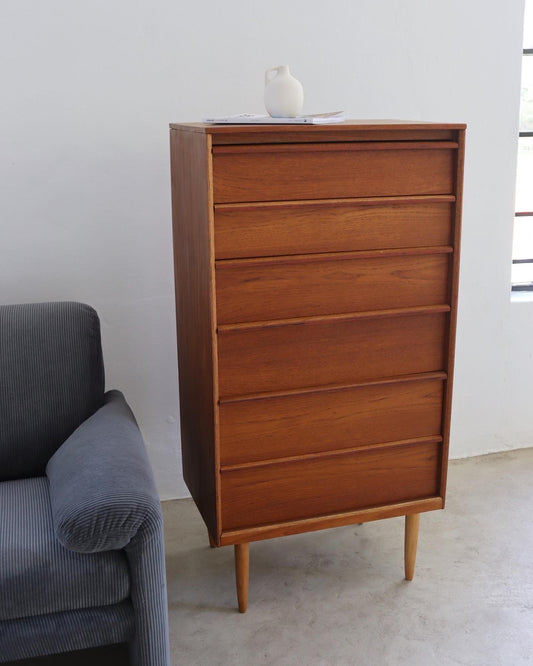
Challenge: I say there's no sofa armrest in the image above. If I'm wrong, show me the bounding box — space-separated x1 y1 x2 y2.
46 390 162 553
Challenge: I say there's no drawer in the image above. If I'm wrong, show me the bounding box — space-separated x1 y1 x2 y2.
220 376 445 465
220 440 441 530
216 251 451 324
212 142 456 203
214 198 454 260
217 310 448 398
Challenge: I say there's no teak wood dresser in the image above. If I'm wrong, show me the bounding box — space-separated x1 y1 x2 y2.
169 120 465 612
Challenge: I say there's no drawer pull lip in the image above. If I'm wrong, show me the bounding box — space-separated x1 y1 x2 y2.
220 435 443 473
217 304 451 333
218 371 448 405
215 245 454 269
214 194 457 211
213 140 459 155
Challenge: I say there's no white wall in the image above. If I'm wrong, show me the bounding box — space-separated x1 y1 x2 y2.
1 0 529 498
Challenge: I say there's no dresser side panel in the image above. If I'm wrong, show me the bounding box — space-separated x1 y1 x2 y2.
170 128 217 535
440 128 466 501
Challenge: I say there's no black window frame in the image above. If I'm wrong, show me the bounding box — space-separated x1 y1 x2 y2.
512 47 533 291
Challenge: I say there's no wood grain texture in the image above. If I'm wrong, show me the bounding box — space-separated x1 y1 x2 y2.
170 120 466 148
220 497 443 545
216 250 451 324
234 543 249 613
217 310 448 398
169 121 465 559
220 440 441 530
214 198 454 259
213 142 456 203
219 375 445 465
404 513 421 580
439 128 467 502
209 129 458 146
170 128 218 538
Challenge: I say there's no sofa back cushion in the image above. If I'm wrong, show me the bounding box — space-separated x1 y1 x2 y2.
0 302 105 480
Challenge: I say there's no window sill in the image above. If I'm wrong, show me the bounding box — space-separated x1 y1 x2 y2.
511 289 533 303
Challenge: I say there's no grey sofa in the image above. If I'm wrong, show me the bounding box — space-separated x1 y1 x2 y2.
0 302 170 665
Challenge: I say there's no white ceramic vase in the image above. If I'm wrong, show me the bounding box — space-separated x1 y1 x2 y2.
264 65 304 118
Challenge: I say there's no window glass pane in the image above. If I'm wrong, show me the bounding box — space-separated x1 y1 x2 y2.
512 216 533 259
515 137 533 211
520 55 533 132
511 261 533 285
524 0 533 49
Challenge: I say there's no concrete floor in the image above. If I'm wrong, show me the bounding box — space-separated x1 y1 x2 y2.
163 448 533 666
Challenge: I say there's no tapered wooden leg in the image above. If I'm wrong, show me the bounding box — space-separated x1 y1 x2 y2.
404 513 420 581
208 531 216 548
234 543 249 613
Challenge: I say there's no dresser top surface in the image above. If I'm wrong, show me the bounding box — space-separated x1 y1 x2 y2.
169 120 466 145
170 119 465 131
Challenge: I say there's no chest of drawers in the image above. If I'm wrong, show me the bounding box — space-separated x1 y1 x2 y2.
169 120 465 612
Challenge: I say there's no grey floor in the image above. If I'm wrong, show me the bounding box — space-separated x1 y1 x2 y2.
163 448 533 666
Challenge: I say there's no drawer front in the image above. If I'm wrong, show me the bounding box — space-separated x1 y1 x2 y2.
220 377 445 465
214 199 454 260
212 142 455 203
216 252 450 324
217 311 447 398
220 440 441 530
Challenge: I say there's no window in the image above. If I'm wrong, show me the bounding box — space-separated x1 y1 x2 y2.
512 0 533 291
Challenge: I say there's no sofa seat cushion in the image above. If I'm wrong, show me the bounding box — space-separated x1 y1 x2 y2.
0 477 130 622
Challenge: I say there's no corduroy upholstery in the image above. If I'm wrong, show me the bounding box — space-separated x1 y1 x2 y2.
0 302 105 481
0 477 130 621
46 390 161 554
0 302 170 666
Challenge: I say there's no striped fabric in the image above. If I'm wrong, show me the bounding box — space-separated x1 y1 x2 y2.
0 602 133 662
46 391 162 554
124 507 170 666
0 302 105 481
0 302 170 666
46 390 172 665
0 476 130 622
